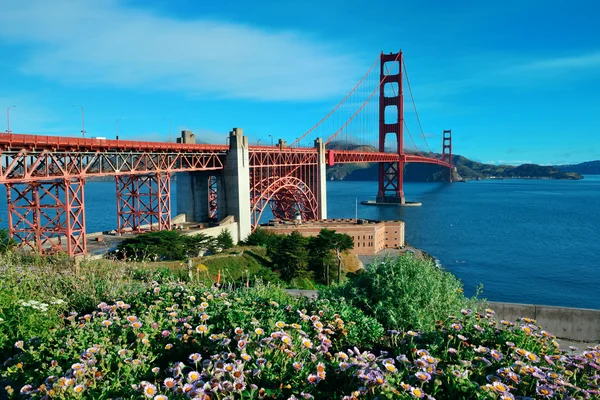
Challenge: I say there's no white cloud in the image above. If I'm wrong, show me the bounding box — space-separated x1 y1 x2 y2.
0 0 361 101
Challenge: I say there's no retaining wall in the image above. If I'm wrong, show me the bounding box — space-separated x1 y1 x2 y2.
488 301 600 343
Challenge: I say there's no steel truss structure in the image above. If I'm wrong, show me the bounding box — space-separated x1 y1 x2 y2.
6 178 86 256
116 173 171 234
249 150 320 228
208 176 218 221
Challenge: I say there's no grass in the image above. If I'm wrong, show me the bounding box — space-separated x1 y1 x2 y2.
1 252 599 399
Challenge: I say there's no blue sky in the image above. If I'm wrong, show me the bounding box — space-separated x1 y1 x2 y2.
0 0 599 165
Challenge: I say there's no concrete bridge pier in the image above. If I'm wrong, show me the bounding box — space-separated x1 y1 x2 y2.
315 138 327 219
176 128 251 242
222 128 251 241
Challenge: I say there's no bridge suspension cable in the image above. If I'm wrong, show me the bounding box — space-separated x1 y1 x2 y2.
290 55 380 148
324 52 402 146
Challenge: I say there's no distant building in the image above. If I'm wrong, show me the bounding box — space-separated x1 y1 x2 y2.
261 218 405 255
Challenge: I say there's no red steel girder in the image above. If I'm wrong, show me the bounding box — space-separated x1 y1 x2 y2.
5 178 86 256
116 173 171 235
0 149 224 183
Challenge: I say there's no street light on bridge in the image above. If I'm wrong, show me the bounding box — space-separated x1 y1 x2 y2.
72 104 85 137
268 134 273 146
6 105 16 133
257 139 261 145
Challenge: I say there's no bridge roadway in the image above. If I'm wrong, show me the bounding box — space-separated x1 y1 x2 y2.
0 133 437 183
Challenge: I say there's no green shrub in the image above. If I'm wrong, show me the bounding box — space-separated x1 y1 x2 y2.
320 254 482 331
116 230 215 261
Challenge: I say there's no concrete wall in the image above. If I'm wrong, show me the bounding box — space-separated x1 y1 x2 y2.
488 301 600 343
222 128 251 242
180 216 240 244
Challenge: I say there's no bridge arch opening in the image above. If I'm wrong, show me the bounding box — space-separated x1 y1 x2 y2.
250 176 319 230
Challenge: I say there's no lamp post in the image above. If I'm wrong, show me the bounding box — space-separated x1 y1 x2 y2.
268 134 273 146
257 139 261 146
116 119 121 140
73 105 85 137
6 105 15 133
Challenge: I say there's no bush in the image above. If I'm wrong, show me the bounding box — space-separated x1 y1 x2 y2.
116 230 215 261
320 254 482 332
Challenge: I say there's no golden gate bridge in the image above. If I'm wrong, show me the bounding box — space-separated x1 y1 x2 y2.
0 51 453 256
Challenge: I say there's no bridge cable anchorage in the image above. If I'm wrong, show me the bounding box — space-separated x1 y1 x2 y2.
325 52 402 146
403 61 441 159
291 55 380 148
383 63 423 157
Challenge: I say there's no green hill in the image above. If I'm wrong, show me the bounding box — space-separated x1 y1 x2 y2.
325 151 583 181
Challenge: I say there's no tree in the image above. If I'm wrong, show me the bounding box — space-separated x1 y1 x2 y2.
269 231 311 282
242 228 281 248
115 230 216 261
215 229 234 251
308 229 354 285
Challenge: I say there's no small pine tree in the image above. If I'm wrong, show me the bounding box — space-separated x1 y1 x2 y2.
216 229 235 250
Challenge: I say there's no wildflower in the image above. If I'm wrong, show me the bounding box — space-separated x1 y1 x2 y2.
189 353 202 362
154 395 168 400
474 346 490 354
526 352 540 363
492 381 510 393
410 386 425 398
238 340 247 350
144 384 158 398
187 371 201 382
384 363 397 372
118 349 127 357
302 339 313 349
131 321 143 329
307 374 320 385
152 367 160 374
195 325 208 334
14 341 24 349
234 381 246 392
451 323 463 331
73 384 86 394
165 343 173 350
163 378 176 389
102 320 112 327
415 371 431 382
255 328 264 335
536 385 554 397
293 362 303 371
20 385 33 395
490 349 503 361
126 315 138 322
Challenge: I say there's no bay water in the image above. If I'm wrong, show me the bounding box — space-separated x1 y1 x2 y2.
1 176 598 309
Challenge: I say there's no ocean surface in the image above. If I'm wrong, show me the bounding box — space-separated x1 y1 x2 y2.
1 176 599 309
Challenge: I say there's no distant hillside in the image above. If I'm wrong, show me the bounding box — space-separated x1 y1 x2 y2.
556 160 600 175
326 149 583 181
